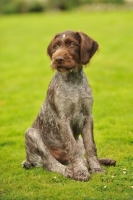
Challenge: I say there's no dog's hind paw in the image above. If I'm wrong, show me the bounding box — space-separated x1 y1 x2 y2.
22 161 33 169
99 158 116 166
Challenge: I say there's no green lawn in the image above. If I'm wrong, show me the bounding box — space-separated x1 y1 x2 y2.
0 10 133 200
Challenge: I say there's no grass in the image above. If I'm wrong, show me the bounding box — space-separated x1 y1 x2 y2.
0 10 133 200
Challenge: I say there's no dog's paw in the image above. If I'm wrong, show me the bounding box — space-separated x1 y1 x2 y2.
65 166 73 179
65 164 90 181
73 167 90 181
88 157 106 174
91 166 106 174
99 158 116 166
22 161 32 169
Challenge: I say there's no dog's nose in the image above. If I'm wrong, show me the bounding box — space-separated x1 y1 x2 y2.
55 56 64 64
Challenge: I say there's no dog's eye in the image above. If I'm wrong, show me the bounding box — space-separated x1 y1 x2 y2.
70 42 75 47
68 42 75 47
53 44 60 49
66 41 76 47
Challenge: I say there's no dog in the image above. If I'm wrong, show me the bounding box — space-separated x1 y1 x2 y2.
22 30 116 181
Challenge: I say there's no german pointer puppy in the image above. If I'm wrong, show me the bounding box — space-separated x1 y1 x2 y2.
22 30 116 181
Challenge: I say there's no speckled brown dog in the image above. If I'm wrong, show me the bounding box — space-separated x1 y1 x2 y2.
22 30 116 181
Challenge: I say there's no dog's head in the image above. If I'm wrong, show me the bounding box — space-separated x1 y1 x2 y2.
47 30 99 72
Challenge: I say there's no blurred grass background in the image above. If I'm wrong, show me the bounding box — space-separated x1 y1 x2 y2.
0 0 126 14
0 3 133 200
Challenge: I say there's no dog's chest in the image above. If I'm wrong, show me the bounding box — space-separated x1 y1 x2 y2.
53 81 93 135
54 80 93 116
48 72 93 118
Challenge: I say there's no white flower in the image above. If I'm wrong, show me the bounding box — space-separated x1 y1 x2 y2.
122 168 127 174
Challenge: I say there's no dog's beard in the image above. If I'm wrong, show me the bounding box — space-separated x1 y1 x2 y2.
51 62 77 72
56 65 75 72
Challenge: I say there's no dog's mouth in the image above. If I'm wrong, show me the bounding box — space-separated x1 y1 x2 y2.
51 64 75 72
56 65 75 72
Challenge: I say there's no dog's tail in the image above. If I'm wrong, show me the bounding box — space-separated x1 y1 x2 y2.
98 158 116 166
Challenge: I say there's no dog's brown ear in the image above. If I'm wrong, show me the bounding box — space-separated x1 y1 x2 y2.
78 31 99 65
47 34 60 58
47 38 54 58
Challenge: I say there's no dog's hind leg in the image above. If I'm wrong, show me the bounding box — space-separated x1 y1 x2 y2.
22 128 44 169
22 128 73 178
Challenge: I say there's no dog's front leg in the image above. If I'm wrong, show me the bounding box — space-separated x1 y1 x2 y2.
82 115 105 173
56 118 90 181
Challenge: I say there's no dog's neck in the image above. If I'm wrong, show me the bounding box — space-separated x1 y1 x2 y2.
56 65 84 84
